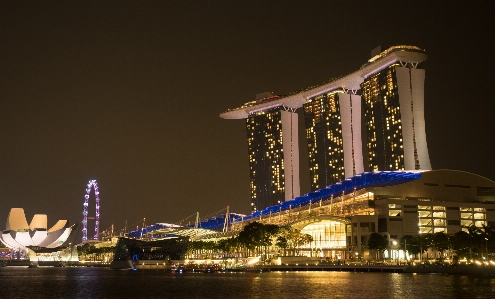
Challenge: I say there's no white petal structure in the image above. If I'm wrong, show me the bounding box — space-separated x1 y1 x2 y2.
0 208 74 251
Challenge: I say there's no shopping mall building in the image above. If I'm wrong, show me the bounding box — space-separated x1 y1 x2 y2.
130 169 495 261
129 45 495 261
226 169 495 260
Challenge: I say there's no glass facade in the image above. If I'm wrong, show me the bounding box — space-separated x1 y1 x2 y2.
460 207 486 231
246 109 285 211
300 220 346 250
388 204 401 216
304 91 345 191
362 64 405 171
418 205 447 234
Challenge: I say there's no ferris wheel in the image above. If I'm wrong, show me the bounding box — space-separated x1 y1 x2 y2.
82 179 100 242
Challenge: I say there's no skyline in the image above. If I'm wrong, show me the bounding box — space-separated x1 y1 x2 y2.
1 1 494 236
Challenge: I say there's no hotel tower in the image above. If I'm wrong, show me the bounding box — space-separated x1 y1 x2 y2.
243 92 300 211
221 45 432 210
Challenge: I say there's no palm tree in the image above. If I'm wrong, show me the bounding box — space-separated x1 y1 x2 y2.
466 225 483 259
480 225 495 259
452 230 471 260
452 225 483 260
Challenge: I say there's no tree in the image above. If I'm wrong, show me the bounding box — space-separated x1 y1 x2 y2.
451 225 488 260
77 243 92 260
237 223 259 254
187 240 217 259
452 230 471 260
480 225 495 259
237 222 279 259
292 232 313 255
367 233 388 259
400 235 420 259
275 225 312 256
409 234 429 260
276 226 295 256
478 224 495 258
227 237 242 262
259 224 280 259
431 232 450 261
217 239 232 255
275 236 289 256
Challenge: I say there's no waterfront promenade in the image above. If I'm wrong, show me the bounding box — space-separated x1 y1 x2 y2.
125 261 495 274
261 263 495 274
4 257 495 274
262 264 406 273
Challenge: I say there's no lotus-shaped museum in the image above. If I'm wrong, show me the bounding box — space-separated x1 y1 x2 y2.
0 208 74 251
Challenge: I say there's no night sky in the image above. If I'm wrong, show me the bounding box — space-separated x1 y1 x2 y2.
1 1 494 240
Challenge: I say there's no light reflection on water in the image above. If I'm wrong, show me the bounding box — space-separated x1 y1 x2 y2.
1 268 495 299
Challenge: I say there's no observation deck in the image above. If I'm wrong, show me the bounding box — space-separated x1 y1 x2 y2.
220 45 427 119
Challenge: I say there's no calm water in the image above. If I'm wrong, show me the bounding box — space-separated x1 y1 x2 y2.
1 267 495 299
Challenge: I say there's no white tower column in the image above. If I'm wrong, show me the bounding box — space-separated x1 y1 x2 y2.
281 110 300 200
396 67 431 170
410 68 431 170
339 93 364 178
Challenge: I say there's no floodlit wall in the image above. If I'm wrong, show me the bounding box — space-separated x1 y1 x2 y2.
351 94 364 175
281 110 300 200
48 220 68 233
339 93 354 178
7 208 29 231
410 68 431 170
31 230 48 246
339 93 364 179
396 67 416 170
30 214 47 230
396 67 431 170
369 170 495 203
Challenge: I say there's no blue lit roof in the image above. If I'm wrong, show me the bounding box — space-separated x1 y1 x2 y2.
236 171 422 222
126 213 246 238
127 171 422 237
186 213 245 230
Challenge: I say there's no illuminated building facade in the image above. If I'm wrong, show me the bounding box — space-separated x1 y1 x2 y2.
221 45 432 212
361 58 431 171
226 170 495 260
0 208 75 252
304 92 344 189
304 91 364 191
246 102 300 211
139 171 495 261
133 46 495 262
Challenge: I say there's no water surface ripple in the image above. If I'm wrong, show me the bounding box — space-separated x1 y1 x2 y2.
1 267 494 299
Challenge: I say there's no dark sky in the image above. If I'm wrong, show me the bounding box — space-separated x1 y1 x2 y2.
1 1 494 239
